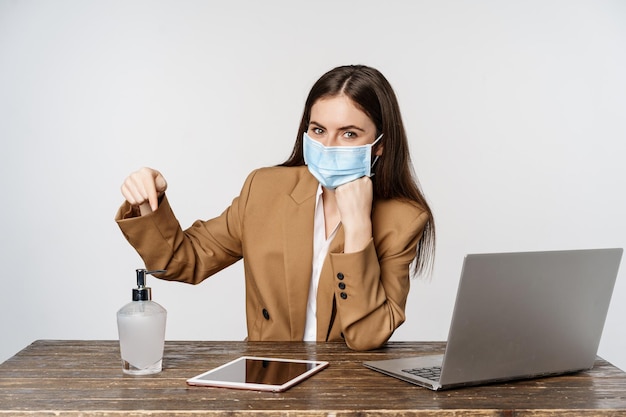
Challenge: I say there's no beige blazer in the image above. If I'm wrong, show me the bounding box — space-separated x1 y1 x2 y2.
116 166 428 350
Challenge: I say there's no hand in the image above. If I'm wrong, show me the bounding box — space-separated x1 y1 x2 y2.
120 167 168 214
334 176 374 252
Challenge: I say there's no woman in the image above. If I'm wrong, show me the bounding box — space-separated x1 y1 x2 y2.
116 65 435 351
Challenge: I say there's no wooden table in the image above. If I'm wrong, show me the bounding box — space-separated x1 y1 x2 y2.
1 340 626 416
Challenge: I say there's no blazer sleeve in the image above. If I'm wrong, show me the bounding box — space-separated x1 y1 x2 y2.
115 171 256 285
329 206 429 351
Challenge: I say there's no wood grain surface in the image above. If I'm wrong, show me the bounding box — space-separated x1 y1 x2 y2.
1 340 625 416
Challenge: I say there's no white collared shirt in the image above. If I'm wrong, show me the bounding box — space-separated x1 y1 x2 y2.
303 185 339 341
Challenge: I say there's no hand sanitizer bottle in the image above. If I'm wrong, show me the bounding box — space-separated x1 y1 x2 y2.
117 269 167 375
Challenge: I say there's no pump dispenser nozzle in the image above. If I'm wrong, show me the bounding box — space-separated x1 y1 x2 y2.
133 269 166 301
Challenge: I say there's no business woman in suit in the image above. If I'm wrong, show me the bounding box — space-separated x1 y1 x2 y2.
116 65 435 351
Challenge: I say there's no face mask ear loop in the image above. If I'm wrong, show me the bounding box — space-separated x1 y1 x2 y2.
370 155 380 177
369 133 383 177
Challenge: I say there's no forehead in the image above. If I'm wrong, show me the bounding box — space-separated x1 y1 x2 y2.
310 95 373 127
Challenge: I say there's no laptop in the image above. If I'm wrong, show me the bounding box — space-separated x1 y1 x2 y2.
364 248 623 390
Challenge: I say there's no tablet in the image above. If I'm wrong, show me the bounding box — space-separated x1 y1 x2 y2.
186 356 329 392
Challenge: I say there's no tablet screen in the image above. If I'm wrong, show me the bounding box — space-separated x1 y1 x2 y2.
186 356 329 392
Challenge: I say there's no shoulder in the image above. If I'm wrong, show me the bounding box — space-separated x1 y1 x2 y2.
373 198 429 226
246 165 310 184
372 199 430 248
239 165 317 201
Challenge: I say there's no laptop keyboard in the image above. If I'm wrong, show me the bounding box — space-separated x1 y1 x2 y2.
402 366 442 381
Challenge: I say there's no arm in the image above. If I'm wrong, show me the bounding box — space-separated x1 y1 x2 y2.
115 171 258 284
329 206 429 350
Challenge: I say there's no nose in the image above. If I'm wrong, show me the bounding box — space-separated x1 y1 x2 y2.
319 133 340 147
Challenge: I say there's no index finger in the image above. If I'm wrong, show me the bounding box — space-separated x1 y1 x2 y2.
140 173 160 212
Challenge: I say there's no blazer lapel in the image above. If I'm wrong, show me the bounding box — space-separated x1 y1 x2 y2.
282 169 317 340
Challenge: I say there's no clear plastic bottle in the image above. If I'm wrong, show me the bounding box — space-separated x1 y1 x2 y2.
117 269 167 375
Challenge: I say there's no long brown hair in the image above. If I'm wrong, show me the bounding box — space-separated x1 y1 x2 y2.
282 65 435 276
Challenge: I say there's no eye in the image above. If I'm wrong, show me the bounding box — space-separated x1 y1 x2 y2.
311 127 324 135
343 131 358 139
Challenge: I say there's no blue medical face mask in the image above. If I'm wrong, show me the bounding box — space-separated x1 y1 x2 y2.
302 132 383 190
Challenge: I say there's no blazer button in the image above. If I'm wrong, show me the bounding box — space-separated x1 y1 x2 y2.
337 273 344 280
338 282 346 290
262 308 270 320
340 292 347 299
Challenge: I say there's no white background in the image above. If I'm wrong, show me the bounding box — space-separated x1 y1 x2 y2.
1 0 625 371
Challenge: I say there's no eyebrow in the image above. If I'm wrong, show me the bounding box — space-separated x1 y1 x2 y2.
309 121 366 132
